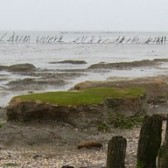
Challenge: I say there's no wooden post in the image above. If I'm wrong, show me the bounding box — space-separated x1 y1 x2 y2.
137 115 162 168
164 114 168 143
157 115 168 168
106 136 127 168
158 145 168 168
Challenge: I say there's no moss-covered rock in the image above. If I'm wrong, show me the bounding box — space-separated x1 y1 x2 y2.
7 87 147 128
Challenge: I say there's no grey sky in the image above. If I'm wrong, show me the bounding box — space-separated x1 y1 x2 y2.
0 0 167 31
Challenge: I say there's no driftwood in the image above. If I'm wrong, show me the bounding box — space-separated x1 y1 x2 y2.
77 140 103 149
61 166 74 168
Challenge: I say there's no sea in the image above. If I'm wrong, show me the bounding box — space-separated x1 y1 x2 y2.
0 31 168 106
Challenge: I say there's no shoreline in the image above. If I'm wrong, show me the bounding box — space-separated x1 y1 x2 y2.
1 55 168 167
0 75 168 167
1 58 168 107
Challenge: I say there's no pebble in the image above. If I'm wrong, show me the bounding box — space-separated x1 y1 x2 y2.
0 126 149 168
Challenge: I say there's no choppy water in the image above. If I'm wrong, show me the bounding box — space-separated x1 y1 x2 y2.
0 31 168 106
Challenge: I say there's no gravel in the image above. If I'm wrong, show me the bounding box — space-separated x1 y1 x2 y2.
0 127 141 168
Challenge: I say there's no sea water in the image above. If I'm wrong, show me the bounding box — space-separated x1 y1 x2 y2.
0 31 168 69
0 31 168 106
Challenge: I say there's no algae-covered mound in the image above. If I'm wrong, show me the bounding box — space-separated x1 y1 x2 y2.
7 87 147 127
11 87 144 105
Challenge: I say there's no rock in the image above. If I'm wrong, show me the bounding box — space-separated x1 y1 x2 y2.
7 78 35 86
0 65 8 71
8 63 36 72
153 58 168 62
49 60 87 64
7 78 65 86
88 59 157 70
77 140 103 149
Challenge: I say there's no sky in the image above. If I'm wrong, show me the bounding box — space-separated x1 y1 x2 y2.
0 0 167 32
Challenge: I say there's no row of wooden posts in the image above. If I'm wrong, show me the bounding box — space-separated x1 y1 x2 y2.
1 32 167 44
106 114 168 168
72 36 168 44
33 35 168 44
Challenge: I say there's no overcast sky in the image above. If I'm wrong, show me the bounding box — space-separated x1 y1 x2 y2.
0 0 167 32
